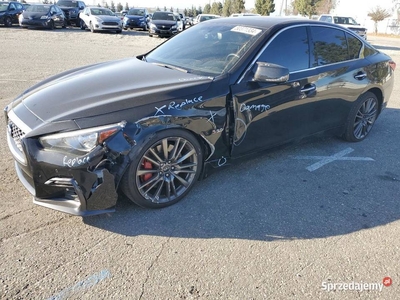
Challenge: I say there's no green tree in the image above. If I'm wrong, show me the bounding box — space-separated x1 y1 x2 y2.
316 0 338 14
368 6 392 33
210 2 223 15
203 3 211 13
232 0 246 13
222 0 232 16
293 0 322 18
110 1 115 12
164 6 167 11
184 8 188 16
255 0 275 15
198 6 203 14
104 2 109 8
116 2 123 12
124 2 129 10
170 6 174 12
97 3 101 7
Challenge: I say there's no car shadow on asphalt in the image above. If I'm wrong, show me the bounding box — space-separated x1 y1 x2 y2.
83 108 400 241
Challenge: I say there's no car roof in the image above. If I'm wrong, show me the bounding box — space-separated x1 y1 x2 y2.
208 16 326 30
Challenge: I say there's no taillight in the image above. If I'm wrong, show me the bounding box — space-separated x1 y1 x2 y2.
389 60 396 71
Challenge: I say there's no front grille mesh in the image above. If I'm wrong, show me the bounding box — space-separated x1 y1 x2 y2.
8 119 25 152
103 22 119 26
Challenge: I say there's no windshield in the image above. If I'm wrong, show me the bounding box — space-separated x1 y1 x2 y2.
334 16 359 25
0 3 8 12
57 1 78 8
152 11 175 21
26 5 50 13
127 8 145 16
90 8 115 16
146 22 264 76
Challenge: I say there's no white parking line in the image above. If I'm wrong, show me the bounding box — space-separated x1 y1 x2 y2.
291 147 375 171
47 269 111 300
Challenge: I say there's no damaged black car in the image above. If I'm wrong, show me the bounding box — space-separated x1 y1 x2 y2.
5 17 395 215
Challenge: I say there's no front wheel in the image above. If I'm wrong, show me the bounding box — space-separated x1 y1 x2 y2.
343 92 379 142
80 19 86 30
120 130 203 208
89 22 96 33
4 16 12 27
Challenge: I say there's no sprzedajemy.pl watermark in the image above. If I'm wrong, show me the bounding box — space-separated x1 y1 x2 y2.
321 277 392 292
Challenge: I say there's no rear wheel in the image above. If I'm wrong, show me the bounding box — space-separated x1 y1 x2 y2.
120 130 203 208
4 16 12 27
343 92 379 142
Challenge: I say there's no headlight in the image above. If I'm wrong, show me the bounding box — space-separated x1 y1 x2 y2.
40 15 49 19
171 25 177 30
149 23 156 29
39 122 126 153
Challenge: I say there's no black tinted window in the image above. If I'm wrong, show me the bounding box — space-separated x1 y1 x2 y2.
258 26 309 72
346 33 363 59
311 26 348 66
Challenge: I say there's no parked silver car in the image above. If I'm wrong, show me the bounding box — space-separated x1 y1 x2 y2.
79 7 122 33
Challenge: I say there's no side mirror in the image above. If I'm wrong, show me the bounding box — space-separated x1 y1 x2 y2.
253 62 289 83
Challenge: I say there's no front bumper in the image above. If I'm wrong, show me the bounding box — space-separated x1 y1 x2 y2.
20 19 53 29
94 22 122 31
123 18 146 29
6 111 134 216
149 27 176 37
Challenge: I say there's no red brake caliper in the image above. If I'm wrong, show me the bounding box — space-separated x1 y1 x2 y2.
141 159 153 182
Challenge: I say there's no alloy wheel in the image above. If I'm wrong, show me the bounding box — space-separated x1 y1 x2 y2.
353 96 378 140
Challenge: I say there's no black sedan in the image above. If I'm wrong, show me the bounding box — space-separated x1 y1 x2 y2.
148 11 178 37
19 4 66 29
5 17 395 215
0 1 24 26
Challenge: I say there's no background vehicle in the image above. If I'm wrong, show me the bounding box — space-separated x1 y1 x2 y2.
123 7 149 31
5 17 395 216
174 12 183 31
192 14 220 25
56 0 85 26
79 7 122 33
19 4 66 29
230 13 260 17
148 11 178 37
0 1 24 27
318 14 367 39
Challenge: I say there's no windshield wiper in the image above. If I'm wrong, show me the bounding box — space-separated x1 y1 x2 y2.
153 63 189 73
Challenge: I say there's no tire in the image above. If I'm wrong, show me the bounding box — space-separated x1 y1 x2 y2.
62 20 67 28
116 29 122 33
89 22 95 33
343 92 379 142
149 34 153 37
80 20 85 30
74 17 80 27
143 23 148 31
120 129 203 208
49 20 55 30
4 16 12 27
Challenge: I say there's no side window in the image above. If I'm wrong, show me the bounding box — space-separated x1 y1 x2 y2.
16 3 23 10
346 33 363 59
258 26 309 72
310 26 348 66
9 3 16 10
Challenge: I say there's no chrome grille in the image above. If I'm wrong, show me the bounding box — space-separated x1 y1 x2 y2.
8 119 25 152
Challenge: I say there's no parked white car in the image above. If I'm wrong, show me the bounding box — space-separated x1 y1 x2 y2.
192 14 220 25
318 14 367 39
79 7 122 33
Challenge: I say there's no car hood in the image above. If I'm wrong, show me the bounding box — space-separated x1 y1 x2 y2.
10 57 213 124
23 12 49 18
339 24 367 31
151 20 176 26
126 15 144 19
92 15 120 22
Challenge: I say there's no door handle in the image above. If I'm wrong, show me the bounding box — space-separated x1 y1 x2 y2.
300 84 316 94
354 72 367 80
